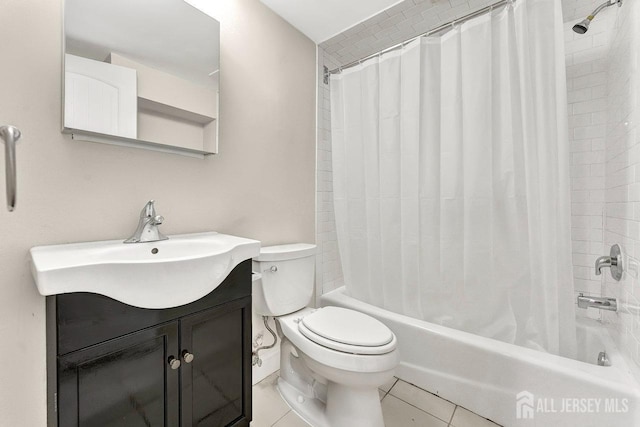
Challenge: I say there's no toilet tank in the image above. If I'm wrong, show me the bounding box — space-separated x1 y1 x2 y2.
252 243 316 316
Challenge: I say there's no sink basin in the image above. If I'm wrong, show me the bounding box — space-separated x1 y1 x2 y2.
30 232 260 309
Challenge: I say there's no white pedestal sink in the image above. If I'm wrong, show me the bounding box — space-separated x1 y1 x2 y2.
30 232 260 309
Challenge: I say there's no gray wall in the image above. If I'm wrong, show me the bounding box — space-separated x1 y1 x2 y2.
0 0 316 424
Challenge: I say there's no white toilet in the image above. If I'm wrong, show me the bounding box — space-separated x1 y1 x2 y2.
252 243 399 427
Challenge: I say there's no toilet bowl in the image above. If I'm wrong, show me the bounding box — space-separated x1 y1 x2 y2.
253 244 399 427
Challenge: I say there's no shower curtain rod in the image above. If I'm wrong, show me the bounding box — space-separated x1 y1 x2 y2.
325 0 514 79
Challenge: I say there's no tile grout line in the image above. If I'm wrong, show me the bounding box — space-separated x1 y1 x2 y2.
385 378 399 394
378 377 398 402
269 409 292 427
257 374 500 427
448 405 459 427
385 379 460 425
385 389 458 425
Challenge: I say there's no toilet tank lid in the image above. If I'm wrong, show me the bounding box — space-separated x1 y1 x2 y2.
255 243 316 261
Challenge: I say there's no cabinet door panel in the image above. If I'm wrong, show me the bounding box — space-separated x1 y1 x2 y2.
58 323 179 427
181 297 251 426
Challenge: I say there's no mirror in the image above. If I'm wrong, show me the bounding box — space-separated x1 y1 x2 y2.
63 0 220 157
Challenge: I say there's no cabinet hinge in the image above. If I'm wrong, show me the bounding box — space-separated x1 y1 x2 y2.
54 392 58 412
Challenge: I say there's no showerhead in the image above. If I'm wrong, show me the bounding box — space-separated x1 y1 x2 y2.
572 18 592 34
572 0 622 35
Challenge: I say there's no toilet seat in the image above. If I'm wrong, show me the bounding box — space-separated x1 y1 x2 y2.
298 307 397 355
278 307 399 373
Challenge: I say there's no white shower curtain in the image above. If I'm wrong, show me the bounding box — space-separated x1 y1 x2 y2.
330 0 576 357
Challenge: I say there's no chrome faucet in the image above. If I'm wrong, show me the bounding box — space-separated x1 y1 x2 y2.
595 244 623 281
124 200 168 243
595 255 613 274
577 293 617 311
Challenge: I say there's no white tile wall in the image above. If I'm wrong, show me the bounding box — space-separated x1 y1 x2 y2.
562 0 620 22
563 7 615 318
562 0 633 22
600 0 640 377
315 49 344 302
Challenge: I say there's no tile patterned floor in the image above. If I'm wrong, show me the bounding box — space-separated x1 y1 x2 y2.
250 372 503 427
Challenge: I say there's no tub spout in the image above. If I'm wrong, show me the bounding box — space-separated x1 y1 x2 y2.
577 293 617 311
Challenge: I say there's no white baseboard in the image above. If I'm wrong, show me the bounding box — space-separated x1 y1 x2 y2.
252 347 280 385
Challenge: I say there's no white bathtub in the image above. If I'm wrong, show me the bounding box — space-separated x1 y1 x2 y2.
321 287 640 427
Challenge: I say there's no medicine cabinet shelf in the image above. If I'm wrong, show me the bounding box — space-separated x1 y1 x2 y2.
64 127 216 159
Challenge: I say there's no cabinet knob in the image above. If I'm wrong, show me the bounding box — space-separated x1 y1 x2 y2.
182 350 195 363
168 356 181 370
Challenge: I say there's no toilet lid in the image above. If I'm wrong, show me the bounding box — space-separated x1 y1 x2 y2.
299 307 395 355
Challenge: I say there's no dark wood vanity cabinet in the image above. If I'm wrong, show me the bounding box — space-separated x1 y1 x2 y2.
180 298 248 426
57 322 181 427
48 260 252 427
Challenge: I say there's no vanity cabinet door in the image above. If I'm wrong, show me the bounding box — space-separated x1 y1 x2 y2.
58 322 180 427
180 296 252 427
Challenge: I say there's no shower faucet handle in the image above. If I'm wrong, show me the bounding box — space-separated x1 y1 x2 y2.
594 244 623 281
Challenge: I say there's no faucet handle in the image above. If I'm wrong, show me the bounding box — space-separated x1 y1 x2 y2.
595 244 623 281
140 200 157 218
